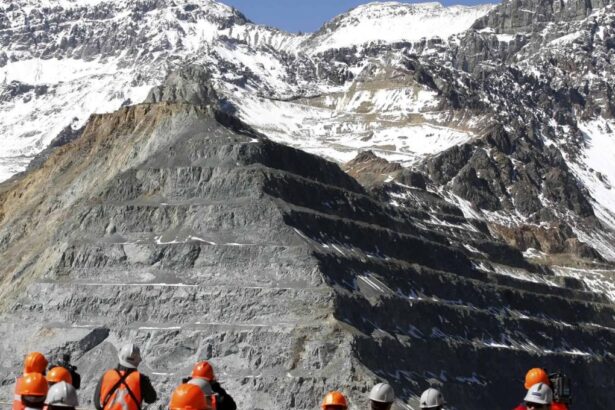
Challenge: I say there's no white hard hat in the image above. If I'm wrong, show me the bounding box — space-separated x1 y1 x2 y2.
45 381 79 407
524 382 553 405
118 343 142 369
188 377 215 395
420 388 445 408
369 382 395 403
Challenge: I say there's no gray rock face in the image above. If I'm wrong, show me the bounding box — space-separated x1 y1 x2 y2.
473 0 613 33
145 67 219 108
0 99 369 409
25 122 84 173
355 1 614 260
1 1 615 409
1 0 613 266
0 0 249 62
0 71 614 409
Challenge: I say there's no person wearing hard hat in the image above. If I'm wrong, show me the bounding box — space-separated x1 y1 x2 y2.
23 353 48 375
13 353 49 410
522 383 553 409
49 353 81 389
47 367 73 387
369 383 395 410
12 372 49 410
321 391 348 410
512 368 569 410
514 368 549 409
93 343 157 410
188 378 217 410
419 388 445 410
186 361 236 410
45 381 79 410
170 384 207 410
191 361 215 382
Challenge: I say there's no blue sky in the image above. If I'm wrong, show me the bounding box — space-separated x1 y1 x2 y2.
219 0 493 33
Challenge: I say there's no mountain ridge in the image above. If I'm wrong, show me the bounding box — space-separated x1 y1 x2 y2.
1 66 614 409
2 1 615 408
0 0 492 179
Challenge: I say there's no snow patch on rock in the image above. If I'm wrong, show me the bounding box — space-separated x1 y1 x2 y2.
305 2 495 54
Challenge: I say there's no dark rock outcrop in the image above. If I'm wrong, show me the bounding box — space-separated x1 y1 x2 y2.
342 150 402 187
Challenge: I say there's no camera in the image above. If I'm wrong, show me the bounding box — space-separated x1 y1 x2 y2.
549 372 572 404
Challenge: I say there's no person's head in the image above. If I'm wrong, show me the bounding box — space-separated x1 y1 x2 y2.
524 368 550 390
17 372 49 409
23 352 48 375
524 382 553 410
321 391 348 410
191 361 215 382
47 367 73 386
45 381 79 410
188 377 215 396
419 388 445 410
369 383 395 410
118 343 142 369
170 383 207 410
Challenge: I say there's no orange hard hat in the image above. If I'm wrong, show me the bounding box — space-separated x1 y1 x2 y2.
169 383 207 410
47 366 73 385
525 368 550 390
16 373 49 396
23 352 48 374
321 391 348 409
191 361 215 381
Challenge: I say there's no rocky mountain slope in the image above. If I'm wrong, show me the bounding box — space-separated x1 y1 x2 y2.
0 0 491 180
1 0 615 408
232 0 615 264
0 65 614 410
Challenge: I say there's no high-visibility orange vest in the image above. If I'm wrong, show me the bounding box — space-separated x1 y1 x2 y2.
99 369 142 410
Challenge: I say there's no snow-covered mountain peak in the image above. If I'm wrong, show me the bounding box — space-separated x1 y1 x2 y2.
347 1 468 15
9 0 114 8
302 1 495 54
348 1 445 13
2 0 247 33
7 0 234 9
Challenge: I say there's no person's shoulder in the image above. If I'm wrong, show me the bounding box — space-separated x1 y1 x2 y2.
138 372 154 384
100 368 115 377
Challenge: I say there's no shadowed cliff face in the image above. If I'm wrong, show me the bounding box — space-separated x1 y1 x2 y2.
0 68 614 409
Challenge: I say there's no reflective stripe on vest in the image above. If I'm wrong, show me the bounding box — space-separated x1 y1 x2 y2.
209 394 217 410
100 369 142 410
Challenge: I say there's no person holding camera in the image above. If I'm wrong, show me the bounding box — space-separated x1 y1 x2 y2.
182 361 236 410
49 353 81 389
513 368 570 410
